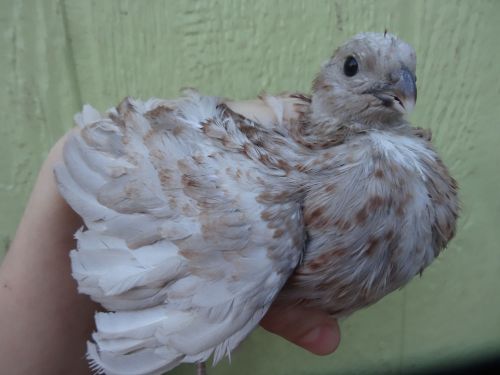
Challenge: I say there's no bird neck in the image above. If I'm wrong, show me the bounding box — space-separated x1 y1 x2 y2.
293 94 409 148
292 105 367 149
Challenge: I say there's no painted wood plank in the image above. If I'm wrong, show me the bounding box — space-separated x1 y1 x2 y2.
0 0 81 255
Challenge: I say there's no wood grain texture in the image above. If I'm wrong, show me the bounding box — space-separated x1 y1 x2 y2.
0 0 81 253
1 0 499 374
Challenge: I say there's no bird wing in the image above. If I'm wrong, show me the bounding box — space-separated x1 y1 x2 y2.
54 92 304 375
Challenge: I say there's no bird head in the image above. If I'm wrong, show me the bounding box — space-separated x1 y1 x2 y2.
311 32 417 127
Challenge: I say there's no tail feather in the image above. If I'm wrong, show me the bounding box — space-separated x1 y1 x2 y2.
92 335 157 355
87 342 183 375
88 302 266 374
71 230 185 299
94 307 192 339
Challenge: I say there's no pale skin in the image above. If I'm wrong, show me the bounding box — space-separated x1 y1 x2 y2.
0 100 340 374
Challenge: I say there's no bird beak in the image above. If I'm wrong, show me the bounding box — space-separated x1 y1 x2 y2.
369 67 417 115
391 67 417 114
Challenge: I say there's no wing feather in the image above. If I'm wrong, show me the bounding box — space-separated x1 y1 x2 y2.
55 92 303 374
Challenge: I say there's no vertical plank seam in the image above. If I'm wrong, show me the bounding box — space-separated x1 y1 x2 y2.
59 0 83 108
399 288 407 373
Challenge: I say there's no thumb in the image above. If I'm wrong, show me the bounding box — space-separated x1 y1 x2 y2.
260 305 340 355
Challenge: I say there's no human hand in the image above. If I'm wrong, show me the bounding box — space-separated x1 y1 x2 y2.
261 305 340 355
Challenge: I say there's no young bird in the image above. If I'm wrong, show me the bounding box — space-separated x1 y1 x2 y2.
55 32 459 375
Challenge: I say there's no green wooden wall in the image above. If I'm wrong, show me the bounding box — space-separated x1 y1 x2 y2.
1 1 499 374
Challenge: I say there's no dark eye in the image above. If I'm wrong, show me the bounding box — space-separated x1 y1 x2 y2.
343 56 358 77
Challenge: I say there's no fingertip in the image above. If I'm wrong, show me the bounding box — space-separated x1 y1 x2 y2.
261 306 341 356
298 320 341 355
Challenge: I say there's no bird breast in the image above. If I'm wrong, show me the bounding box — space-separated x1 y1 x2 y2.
279 129 458 316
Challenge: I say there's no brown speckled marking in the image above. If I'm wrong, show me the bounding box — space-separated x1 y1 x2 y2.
179 248 200 260
192 155 204 165
334 218 352 232
124 184 139 198
273 228 285 238
266 220 278 229
365 236 380 256
295 163 307 173
374 169 384 178
258 153 271 165
412 127 432 141
200 118 213 132
182 174 199 188
330 247 347 257
363 54 377 71
172 125 183 136
158 168 172 186
121 133 130 145
258 190 296 204
305 207 324 226
182 203 195 216
117 97 134 115
387 236 400 270
317 248 340 263
312 75 333 92
190 266 224 279
108 112 126 129
260 210 272 221
308 260 323 271
239 123 259 139
322 151 333 160
144 105 173 120
177 159 190 173
241 142 252 156
384 229 395 241
396 192 413 217
150 149 163 162
168 197 177 210
221 250 240 263
325 183 336 193
277 159 291 173
289 93 312 103
345 155 354 164
314 282 332 292
256 192 272 204
355 206 369 224
255 175 267 184
142 128 158 143
368 195 385 210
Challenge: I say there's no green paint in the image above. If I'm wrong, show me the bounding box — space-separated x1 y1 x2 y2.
1 0 499 373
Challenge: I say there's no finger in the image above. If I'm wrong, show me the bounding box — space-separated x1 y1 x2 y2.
260 305 340 355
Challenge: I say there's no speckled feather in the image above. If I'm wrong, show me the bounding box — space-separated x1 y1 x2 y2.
55 33 458 375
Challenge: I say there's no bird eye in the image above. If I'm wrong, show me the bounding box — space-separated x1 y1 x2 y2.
343 56 358 77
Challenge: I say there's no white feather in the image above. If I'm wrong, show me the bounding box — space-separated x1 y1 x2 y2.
55 92 303 375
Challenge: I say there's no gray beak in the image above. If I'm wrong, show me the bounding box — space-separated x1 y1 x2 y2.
392 67 417 113
367 67 417 114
